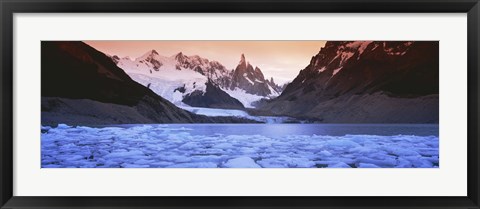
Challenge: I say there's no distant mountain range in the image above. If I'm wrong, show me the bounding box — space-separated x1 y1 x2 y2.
41 41 439 125
258 41 439 123
41 41 257 125
113 51 283 108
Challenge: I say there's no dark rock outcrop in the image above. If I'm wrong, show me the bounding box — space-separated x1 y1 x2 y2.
182 80 245 109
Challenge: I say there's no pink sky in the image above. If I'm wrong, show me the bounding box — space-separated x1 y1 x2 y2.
85 41 326 83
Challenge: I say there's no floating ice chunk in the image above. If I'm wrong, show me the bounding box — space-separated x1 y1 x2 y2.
56 124 72 129
178 142 200 150
224 157 261 168
328 162 351 168
405 157 434 168
318 150 333 157
290 158 316 168
358 163 381 168
214 143 235 149
158 155 192 163
149 161 175 167
43 164 63 168
189 155 224 163
349 146 378 154
41 126 52 133
134 159 157 165
357 156 397 167
385 147 420 157
323 139 360 150
56 154 85 161
104 150 145 159
167 162 218 168
256 157 315 168
122 163 150 168
395 158 413 168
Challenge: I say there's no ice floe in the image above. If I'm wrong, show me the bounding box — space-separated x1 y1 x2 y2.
41 124 439 168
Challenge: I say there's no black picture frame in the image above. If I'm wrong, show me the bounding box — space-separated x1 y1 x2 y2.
1 0 479 208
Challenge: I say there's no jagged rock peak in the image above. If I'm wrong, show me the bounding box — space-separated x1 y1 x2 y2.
239 53 246 65
136 50 160 61
174 52 187 62
111 55 120 64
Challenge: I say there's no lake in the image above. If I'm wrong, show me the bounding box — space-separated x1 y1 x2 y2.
41 123 439 168
113 123 438 137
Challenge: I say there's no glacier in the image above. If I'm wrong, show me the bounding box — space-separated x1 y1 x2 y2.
41 124 439 168
179 106 293 123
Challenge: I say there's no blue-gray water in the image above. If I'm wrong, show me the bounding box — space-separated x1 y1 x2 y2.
105 123 439 137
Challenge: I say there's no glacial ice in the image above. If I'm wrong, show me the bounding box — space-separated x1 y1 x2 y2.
224 157 261 168
41 124 439 168
179 106 293 123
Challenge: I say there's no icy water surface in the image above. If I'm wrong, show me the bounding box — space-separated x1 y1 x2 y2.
41 124 439 168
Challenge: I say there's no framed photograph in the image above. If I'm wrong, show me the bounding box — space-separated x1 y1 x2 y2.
1 0 479 208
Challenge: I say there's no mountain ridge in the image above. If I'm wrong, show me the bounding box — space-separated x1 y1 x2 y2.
258 41 439 123
114 50 283 108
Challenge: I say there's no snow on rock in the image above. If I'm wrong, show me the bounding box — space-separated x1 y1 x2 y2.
383 42 414 56
332 67 343 76
127 73 207 105
241 72 255 85
223 157 261 168
345 41 373 59
41 124 439 168
358 41 373 55
267 85 280 97
339 52 355 66
116 51 227 105
222 88 266 108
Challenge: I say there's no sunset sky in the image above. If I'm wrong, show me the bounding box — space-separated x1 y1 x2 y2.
85 41 327 83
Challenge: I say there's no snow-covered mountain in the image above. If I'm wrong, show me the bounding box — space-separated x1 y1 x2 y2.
229 54 282 97
114 51 283 108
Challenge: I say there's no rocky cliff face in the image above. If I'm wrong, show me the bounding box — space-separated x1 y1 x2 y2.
259 41 439 123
